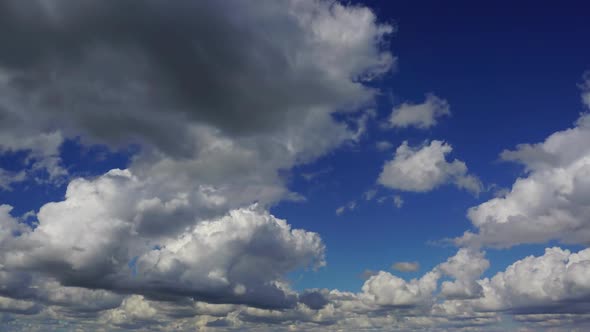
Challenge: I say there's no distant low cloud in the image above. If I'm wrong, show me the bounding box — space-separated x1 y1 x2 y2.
388 94 451 129
393 195 404 208
391 261 419 272
376 140 394 151
378 140 483 195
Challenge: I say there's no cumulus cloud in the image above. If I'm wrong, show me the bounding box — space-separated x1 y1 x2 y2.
473 247 590 314
458 112 590 247
0 171 324 309
378 140 483 194
391 261 419 272
388 94 451 129
4 246 590 331
438 249 489 300
361 270 440 307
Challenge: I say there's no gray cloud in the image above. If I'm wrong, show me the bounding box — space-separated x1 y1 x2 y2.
391 261 420 272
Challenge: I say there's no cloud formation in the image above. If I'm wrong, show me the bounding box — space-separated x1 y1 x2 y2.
378 140 483 194
459 112 590 247
391 261 420 272
388 94 451 129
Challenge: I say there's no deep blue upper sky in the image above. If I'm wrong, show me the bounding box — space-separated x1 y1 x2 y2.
275 0 590 290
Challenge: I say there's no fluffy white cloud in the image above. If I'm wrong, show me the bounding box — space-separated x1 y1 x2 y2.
459 113 590 247
438 249 489 300
361 270 440 307
378 140 483 194
473 247 590 314
388 94 450 129
0 171 324 309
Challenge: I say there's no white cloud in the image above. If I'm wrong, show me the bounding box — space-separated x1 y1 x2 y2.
438 249 489 300
361 270 440 307
459 113 590 247
378 140 483 194
0 170 325 310
388 94 450 129
473 247 590 314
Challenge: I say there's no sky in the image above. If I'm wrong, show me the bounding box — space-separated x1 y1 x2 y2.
0 1 589 331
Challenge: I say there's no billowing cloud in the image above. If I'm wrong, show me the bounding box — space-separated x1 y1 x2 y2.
388 94 450 129
361 270 440 307
4 246 590 331
459 112 590 247
438 249 489 300
378 140 483 194
473 247 590 315
0 171 325 309
0 1 395 324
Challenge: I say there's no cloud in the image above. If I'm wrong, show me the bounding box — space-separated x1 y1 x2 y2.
391 261 419 272
0 1 397 325
4 246 590 331
580 72 590 109
335 201 357 215
363 189 378 200
376 140 394 151
0 170 25 191
438 249 489 300
388 94 450 129
0 131 66 187
0 0 394 156
378 140 483 194
458 112 590 247
473 247 590 314
0 171 325 310
393 195 404 208
361 270 440 307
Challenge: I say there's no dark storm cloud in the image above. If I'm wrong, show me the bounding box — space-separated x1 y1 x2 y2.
0 0 388 156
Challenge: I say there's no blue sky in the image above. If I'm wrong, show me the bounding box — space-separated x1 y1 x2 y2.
277 0 590 291
1 1 590 331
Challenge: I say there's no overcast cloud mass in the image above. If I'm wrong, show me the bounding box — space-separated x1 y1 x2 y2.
0 0 589 331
